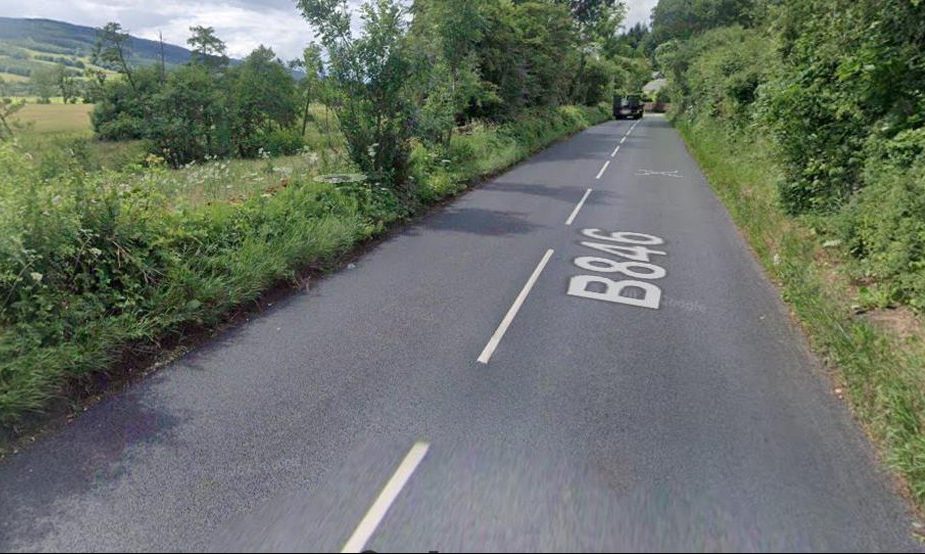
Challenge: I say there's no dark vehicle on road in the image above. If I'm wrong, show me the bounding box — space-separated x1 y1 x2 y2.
613 94 644 120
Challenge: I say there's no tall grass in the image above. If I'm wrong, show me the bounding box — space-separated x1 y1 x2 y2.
0 104 610 431
676 116 925 506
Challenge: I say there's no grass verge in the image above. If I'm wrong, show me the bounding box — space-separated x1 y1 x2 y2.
0 104 609 437
675 116 925 508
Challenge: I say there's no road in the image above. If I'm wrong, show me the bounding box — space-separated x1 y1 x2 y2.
0 115 919 552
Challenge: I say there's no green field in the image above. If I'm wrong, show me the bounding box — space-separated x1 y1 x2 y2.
11 102 93 134
7 101 148 173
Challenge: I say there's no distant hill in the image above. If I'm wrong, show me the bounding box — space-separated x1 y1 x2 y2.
0 17 190 70
0 17 296 96
0 17 194 90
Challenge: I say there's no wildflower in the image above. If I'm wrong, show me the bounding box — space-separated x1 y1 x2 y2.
30 272 43 283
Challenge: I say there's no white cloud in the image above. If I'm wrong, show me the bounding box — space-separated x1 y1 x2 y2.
625 0 657 29
130 2 314 59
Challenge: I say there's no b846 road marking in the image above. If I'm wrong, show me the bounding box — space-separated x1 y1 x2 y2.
567 229 668 310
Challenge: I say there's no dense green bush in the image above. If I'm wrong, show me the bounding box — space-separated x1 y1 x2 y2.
838 158 925 310
0 140 365 424
92 66 162 141
765 0 925 214
93 48 300 166
663 26 775 125
576 56 616 106
657 0 925 313
261 127 308 157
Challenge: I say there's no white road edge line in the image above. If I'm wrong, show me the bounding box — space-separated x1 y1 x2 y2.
565 188 592 226
478 249 555 364
341 442 431 554
611 145 621 158
595 160 611 180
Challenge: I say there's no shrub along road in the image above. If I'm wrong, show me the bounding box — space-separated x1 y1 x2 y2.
0 116 919 552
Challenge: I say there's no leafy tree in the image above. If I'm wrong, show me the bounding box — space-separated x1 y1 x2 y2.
53 64 80 103
649 0 756 45
553 0 626 103
82 66 108 104
227 46 299 157
187 26 229 69
580 55 618 105
462 1 523 120
93 22 137 91
464 1 588 118
291 44 325 137
148 63 230 165
621 22 650 51
513 1 581 107
296 0 417 186
29 65 58 103
91 66 162 140
555 0 622 24
410 0 491 145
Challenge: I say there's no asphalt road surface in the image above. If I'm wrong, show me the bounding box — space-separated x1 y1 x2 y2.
1 116 920 553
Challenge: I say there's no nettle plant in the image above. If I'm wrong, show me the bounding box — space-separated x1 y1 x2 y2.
297 0 417 188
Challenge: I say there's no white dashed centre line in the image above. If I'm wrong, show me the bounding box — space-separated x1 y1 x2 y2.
611 145 621 158
478 249 554 364
565 188 592 226
595 160 611 180
341 442 431 554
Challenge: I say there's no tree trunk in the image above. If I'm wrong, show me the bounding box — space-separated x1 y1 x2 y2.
158 32 167 84
301 90 311 137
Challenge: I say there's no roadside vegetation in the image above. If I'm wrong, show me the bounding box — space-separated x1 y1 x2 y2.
648 0 925 504
0 0 649 432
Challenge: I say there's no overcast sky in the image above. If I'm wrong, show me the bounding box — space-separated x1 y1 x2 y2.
0 0 658 60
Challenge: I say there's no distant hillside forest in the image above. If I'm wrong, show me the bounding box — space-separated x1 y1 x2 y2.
0 17 195 97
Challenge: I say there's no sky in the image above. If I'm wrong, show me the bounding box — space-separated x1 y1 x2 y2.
0 0 659 61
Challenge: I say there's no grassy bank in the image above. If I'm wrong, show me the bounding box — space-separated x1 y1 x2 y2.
0 104 609 432
675 116 925 506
